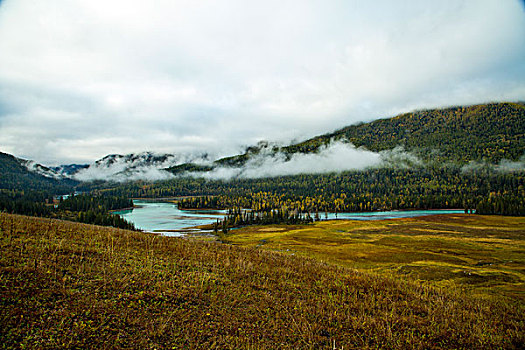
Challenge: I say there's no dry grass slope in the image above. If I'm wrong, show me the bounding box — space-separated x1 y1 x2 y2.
1 213 524 349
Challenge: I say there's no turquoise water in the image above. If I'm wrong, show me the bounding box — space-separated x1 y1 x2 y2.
114 200 226 237
115 200 465 237
323 209 465 221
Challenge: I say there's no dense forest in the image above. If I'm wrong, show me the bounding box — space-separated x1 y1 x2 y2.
211 207 315 233
0 190 53 217
112 166 525 216
286 102 525 164
0 190 135 230
57 194 135 229
57 193 133 212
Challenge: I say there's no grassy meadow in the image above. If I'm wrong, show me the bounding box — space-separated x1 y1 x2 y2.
222 214 525 302
1 212 524 349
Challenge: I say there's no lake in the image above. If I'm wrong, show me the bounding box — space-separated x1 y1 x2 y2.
115 200 465 237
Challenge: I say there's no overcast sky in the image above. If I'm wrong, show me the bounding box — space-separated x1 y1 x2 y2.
0 0 524 165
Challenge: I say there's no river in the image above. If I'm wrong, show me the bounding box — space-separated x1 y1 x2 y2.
114 200 465 237
114 200 226 236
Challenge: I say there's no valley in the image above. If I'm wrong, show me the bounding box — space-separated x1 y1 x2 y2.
1 101 524 349
1 1 524 347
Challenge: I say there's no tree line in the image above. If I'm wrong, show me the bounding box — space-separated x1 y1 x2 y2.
214 206 315 234
107 167 524 216
0 190 135 230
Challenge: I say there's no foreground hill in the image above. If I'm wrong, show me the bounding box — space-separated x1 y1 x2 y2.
1 213 523 349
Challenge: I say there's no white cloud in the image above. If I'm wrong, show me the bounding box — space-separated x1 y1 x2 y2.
0 0 524 165
192 142 420 180
71 151 209 182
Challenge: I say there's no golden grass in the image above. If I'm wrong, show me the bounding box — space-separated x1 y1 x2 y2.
1 213 524 349
224 214 525 301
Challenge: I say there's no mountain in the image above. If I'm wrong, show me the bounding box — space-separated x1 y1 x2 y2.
73 151 211 182
23 160 65 180
286 102 525 164
166 102 525 176
51 164 89 177
0 150 212 185
0 152 77 192
3 102 524 183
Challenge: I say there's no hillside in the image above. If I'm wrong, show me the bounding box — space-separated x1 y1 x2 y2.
1 213 523 349
168 102 525 175
0 152 77 193
287 102 525 164
3 102 522 182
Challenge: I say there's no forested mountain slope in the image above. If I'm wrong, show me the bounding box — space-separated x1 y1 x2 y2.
170 102 524 174
0 152 77 192
2 102 524 183
287 102 525 164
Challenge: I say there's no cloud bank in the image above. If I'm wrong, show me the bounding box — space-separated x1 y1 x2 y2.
72 151 210 182
65 142 422 182
0 0 524 165
187 142 422 180
28 142 521 182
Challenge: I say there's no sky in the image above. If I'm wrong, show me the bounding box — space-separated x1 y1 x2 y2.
0 0 524 166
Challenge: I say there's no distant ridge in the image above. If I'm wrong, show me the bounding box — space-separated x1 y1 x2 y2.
71 151 213 182
167 102 525 175
2 102 524 182
287 102 525 163
0 152 77 192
